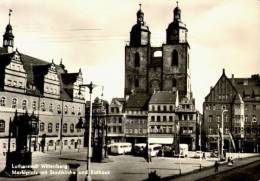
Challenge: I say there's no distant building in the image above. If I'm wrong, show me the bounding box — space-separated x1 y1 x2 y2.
0 11 85 153
108 98 125 143
148 91 178 145
124 93 150 144
203 69 260 153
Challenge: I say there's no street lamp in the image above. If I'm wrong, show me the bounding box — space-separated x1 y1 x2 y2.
79 81 98 181
220 109 228 160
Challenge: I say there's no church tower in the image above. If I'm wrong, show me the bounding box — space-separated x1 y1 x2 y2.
162 2 192 100
125 4 151 98
3 9 14 53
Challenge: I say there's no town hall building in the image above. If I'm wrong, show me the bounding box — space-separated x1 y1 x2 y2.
0 11 86 153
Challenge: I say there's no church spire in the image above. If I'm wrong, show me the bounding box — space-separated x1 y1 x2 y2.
3 9 14 53
174 1 181 21
9 9 12 24
136 3 144 25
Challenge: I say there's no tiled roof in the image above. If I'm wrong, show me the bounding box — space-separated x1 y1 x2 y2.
149 91 177 104
229 75 260 101
111 97 125 106
125 93 150 110
0 47 81 101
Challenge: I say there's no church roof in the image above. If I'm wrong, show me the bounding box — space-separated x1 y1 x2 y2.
125 93 150 111
149 91 177 104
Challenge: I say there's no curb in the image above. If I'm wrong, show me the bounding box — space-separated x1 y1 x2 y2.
161 155 260 181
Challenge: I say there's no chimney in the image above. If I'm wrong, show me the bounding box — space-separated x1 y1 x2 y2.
231 74 235 85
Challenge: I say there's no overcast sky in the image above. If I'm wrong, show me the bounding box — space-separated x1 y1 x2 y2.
0 0 259 111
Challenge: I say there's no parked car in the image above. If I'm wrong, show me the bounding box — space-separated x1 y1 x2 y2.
194 151 203 158
210 150 218 158
132 143 146 156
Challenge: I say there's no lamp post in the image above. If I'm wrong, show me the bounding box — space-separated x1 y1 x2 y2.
221 109 228 160
79 82 98 181
199 117 202 161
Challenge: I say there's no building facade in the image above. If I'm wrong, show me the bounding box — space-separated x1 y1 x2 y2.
107 98 125 143
203 69 260 153
0 12 85 153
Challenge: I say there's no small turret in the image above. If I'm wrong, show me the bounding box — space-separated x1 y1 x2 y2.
3 9 14 53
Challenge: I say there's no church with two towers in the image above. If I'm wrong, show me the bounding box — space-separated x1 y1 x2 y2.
123 3 199 150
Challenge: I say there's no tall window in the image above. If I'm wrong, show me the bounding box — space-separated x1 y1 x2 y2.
71 106 75 115
63 123 67 133
0 120 5 132
163 116 167 122
12 98 17 109
64 105 68 114
32 101 37 111
49 103 53 112
157 116 161 122
77 139 81 145
56 123 59 132
70 124 74 133
41 102 45 111
134 78 139 87
172 78 177 88
208 115 213 122
134 53 140 67
0 97 5 107
71 139 75 145
22 100 27 110
57 105 61 114
171 50 178 66
48 123 53 133
40 122 45 132
78 107 81 115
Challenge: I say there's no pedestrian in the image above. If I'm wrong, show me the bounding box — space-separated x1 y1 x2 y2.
214 161 219 172
202 152 206 159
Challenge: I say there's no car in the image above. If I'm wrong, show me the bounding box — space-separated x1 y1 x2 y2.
210 150 218 158
194 151 203 158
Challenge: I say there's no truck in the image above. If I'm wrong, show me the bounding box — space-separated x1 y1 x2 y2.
179 144 188 157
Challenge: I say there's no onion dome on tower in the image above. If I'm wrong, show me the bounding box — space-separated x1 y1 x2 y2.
130 4 151 47
166 2 188 44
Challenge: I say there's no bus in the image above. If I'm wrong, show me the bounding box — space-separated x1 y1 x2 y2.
110 142 132 155
179 144 188 157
